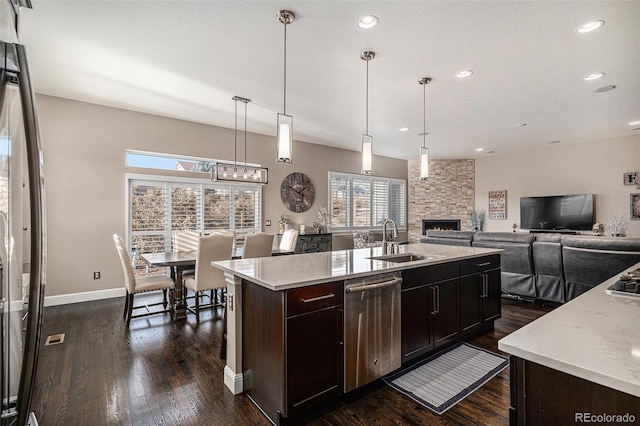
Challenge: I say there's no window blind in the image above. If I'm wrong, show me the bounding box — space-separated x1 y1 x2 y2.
128 175 262 272
328 171 407 232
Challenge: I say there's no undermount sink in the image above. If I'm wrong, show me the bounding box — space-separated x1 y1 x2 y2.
367 253 443 263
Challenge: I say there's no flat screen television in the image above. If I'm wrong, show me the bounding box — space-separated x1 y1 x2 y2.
520 194 594 231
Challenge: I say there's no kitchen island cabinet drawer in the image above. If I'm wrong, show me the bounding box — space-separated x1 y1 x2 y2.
401 262 459 290
459 254 500 275
286 281 343 317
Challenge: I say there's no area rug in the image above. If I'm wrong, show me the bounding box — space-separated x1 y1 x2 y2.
383 342 508 415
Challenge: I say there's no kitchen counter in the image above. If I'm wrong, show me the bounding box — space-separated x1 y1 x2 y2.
499 261 640 397
214 243 503 399
212 242 502 291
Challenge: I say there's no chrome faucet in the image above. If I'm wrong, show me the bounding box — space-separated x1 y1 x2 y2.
382 218 399 254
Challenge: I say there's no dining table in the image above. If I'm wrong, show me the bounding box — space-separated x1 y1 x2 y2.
140 247 293 320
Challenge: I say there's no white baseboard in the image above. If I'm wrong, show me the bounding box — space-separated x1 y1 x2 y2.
44 287 125 307
224 365 243 395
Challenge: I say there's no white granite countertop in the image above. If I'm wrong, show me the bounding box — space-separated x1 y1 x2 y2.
499 262 640 397
212 243 501 291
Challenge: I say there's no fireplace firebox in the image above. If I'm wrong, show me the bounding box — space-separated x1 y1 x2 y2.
422 219 461 235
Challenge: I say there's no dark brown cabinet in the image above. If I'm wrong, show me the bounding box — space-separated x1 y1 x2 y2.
295 233 332 253
243 255 502 423
459 255 501 333
243 280 343 425
400 262 460 362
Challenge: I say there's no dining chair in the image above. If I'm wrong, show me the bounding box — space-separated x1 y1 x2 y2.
113 234 175 327
173 230 200 252
353 230 383 248
182 233 234 323
173 230 200 279
279 229 299 252
242 233 275 259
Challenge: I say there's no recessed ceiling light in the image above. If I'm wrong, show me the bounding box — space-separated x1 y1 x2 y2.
475 147 484 151
418 131 429 136
358 15 379 29
399 127 409 132
575 20 604 33
583 72 605 81
486 150 496 154
593 85 617 93
628 120 640 126
517 123 527 127
548 140 561 144
455 70 473 78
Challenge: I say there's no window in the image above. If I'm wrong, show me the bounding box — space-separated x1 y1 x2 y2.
126 150 214 173
127 174 262 272
328 171 406 231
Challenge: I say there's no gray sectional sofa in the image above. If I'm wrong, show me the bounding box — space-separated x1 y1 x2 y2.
421 230 640 303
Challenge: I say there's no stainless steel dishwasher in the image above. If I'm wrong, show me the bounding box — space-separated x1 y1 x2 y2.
344 272 402 392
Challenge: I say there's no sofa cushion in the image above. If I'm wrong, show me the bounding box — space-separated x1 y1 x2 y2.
472 233 536 299
420 230 474 247
562 236 640 300
473 232 536 244
532 236 565 303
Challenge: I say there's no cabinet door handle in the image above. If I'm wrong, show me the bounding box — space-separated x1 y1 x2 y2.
431 286 438 315
485 275 489 297
474 261 491 267
482 275 487 298
301 293 335 303
479 274 487 297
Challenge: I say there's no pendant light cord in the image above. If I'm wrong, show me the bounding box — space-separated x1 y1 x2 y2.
234 98 238 165
423 81 426 148
283 20 287 115
365 57 369 135
244 100 248 165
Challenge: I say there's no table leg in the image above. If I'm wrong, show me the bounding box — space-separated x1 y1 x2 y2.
172 266 187 320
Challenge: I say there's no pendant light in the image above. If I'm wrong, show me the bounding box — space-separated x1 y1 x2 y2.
212 96 269 184
361 50 375 174
276 10 295 163
419 77 431 180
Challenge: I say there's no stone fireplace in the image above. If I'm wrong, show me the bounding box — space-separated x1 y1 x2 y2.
422 219 461 235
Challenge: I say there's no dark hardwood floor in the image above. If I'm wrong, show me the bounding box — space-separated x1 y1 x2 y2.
32 295 553 425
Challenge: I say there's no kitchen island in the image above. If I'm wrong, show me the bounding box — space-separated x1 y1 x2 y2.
499 262 640 425
213 243 503 424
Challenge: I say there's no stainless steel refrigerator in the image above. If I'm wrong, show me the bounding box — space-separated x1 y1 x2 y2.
0 0 46 425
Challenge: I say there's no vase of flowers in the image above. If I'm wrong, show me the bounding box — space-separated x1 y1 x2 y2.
318 206 330 233
278 213 288 234
605 214 625 237
469 210 485 232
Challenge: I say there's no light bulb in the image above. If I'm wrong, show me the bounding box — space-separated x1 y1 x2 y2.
243 168 248 179
278 123 291 159
232 167 238 179
222 166 228 178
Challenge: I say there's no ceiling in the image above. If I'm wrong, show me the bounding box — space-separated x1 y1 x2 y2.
18 1 640 160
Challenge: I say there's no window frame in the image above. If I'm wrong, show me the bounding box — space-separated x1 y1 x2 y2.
327 171 407 232
125 173 262 254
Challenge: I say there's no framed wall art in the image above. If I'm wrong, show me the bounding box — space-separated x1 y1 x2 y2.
631 193 640 220
488 190 507 220
623 172 638 185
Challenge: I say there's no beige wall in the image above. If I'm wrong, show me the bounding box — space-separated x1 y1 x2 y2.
475 135 640 237
38 95 407 297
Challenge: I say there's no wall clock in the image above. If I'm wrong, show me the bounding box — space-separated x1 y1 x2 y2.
281 172 315 213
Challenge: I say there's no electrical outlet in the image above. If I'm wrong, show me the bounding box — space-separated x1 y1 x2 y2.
93 271 101 280
266 220 272 226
